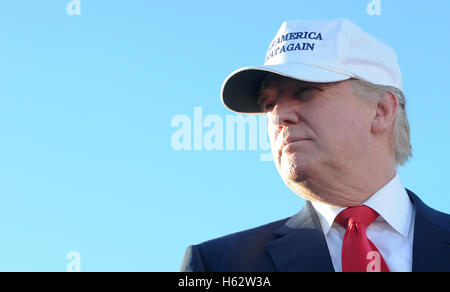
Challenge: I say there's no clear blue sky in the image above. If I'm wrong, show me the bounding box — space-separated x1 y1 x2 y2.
0 0 448 271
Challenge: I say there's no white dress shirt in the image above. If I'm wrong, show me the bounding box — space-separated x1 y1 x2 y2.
311 173 415 272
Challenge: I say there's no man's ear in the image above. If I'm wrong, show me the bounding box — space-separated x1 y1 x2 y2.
371 91 399 135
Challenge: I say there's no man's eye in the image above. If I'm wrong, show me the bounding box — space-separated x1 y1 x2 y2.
263 102 276 111
294 87 317 100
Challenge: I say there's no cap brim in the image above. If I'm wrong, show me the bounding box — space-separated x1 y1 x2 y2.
221 63 353 114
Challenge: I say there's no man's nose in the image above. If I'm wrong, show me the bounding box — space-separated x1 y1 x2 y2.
270 97 299 127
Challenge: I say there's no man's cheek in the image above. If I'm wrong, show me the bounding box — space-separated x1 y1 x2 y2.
267 123 279 148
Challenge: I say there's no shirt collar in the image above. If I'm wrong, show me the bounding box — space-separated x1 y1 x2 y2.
311 172 414 238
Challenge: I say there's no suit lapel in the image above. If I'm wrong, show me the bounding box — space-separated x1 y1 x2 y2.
408 190 450 272
267 201 334 272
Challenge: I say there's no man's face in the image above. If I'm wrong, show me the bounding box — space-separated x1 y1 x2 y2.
259 75 373 200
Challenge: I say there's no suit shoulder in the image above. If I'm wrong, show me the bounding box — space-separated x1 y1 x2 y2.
192 216 290 261
408 189 450 231
201 217 289 246
422 205 450 231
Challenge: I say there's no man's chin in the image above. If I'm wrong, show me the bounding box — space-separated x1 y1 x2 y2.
281 162 308 184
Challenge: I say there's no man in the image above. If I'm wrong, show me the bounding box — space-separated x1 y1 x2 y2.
180 18 450 272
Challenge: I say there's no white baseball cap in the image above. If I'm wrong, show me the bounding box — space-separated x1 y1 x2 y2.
221 18 402 114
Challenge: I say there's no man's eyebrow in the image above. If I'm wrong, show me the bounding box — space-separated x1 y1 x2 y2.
301 82 332 89
257 82 332 104
256 81 339 109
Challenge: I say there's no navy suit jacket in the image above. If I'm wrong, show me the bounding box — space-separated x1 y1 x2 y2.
180 189 450 272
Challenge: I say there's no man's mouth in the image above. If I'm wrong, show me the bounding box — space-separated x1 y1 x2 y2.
281 137 311 150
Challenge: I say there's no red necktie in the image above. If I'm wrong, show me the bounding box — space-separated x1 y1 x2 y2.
335 205 390 272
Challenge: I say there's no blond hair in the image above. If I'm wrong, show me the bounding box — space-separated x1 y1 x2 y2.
351 79 412 167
